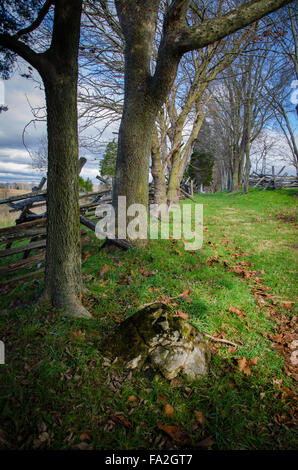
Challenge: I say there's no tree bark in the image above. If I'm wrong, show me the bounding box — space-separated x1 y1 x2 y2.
41 75 90 317
40 0 91 317
151 124 167 205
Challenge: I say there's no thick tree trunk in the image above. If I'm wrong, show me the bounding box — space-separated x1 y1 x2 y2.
41 77 90 317
112 0 165 244
113 99 157 210
39 0 90 318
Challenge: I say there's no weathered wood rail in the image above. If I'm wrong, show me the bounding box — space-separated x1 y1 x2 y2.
0 158 192 284
0 158 113 284
249 166 298 190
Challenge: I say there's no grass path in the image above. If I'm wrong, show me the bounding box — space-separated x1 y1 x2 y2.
0 188 297 450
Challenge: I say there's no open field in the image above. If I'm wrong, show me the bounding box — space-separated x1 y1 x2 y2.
0 189 30 228
0 188 297 450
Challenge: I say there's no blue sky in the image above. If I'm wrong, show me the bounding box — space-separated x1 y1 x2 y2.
0 62 297 184
0 64 110 184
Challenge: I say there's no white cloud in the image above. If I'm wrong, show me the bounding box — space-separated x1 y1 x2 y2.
0 65 118 183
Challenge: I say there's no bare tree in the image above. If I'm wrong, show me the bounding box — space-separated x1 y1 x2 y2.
112 0 291 242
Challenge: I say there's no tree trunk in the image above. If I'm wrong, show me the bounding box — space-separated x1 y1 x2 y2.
113 98 157 209
40 0 91 318
151 124 167 205
166 151 182 204
229 157 239 192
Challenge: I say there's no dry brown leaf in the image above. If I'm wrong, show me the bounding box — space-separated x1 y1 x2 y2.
128 395 137 403
238 357 251 376
157 424 191 446
83 252 91 261
229 305 245 318
175 310 189 320
180 289 190 300
171 378 181 387
70 330 85 341
157 394 168 404
250 357 259 366
164 403 175 418
111 414 132 428
207 256 220 265
194 410 205 426
72 442 93 450
98 264 111 276
196 436 215 448
79 432 91 441
280 301 294 311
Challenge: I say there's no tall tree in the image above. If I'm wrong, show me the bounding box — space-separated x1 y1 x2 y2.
151 20 252 205
113 0 291 241
0 0 91 317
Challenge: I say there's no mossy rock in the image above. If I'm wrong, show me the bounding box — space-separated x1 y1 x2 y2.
102 302 210 380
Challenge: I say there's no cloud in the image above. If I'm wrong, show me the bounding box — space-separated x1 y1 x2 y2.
0 65 119 184
0 67 46 183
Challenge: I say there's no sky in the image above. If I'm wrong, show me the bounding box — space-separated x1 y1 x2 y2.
0 64 111 185
0 63 297 184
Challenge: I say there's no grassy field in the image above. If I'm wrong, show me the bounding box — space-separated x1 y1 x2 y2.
0 188 297 450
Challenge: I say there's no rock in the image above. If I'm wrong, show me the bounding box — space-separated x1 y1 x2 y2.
102 302 210 380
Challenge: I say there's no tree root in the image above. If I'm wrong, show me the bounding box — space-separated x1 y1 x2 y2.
39 289 92 318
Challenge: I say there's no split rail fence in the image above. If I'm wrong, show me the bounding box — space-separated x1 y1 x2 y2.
0 158 112 285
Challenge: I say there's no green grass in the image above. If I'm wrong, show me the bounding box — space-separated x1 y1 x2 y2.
0 188 297 450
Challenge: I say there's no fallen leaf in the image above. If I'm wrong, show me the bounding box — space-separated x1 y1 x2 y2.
229 305 245 318
71 442 93 450
197 436 215 448
180 289 190 300
128 395 137 403
83 252 91 261
98 264 111 276
164 403 175 418
79 432 91 441
111 414 132 428
157 394 168 404
250 357 258 366
70 330 85 341
175 310 188 320
171 378 181 387
194 410 205 426
280 301 294 311
157 424 191 446
207 256 220 265
238 357 251 376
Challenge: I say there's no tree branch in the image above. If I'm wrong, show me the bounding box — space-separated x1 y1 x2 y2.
14 0 54 39
163 0 190 33
175 0 292 53
0 34 43 70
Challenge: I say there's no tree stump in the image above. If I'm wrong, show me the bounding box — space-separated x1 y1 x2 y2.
102 302 210 380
